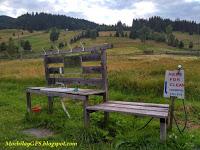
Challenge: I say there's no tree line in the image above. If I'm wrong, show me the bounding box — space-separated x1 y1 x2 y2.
129 16 199 49
130 16 200 35
1 13 199 34
0 12 99 31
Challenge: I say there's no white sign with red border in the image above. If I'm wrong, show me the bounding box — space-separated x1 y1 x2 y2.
164 70 185 99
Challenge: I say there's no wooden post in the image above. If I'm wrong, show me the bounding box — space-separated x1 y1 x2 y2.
48 97 53 114
26 91 31 113
101 49 109 126
103 93 109 126
44 55 50 85
168 96 175 131
160 118 167 142
85 110 90 128
84 96 89 127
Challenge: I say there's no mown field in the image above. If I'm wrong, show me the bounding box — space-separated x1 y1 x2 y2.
0 30 200 150
0 29 81 53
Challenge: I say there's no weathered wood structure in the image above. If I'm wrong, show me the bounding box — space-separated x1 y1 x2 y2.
86 101 169 141
26 44 110 125
26 43 169 141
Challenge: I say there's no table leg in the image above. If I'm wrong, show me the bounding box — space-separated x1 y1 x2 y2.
48 97 53 114
26 92 31 113
160 118 167 142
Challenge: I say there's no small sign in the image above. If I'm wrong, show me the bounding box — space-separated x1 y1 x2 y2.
164 70 185 99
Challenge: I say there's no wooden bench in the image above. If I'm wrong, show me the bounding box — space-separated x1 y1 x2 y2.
26 44 110 125
85 101 169 142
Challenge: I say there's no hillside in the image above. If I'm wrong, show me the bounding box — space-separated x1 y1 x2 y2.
0 13 99 30
0 16 15 29
1 29 200 60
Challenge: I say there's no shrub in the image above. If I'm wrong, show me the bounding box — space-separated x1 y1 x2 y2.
59 42 64 49
23 40 32 51
0 42 7 51
189 41 193 49
179 41 184 49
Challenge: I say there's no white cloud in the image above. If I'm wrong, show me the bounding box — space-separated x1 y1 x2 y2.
47 0 157 25
0 0 199 25
185 0 200 2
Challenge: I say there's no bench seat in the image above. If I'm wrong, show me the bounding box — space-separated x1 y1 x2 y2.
85 101 169 142
87 101 169 118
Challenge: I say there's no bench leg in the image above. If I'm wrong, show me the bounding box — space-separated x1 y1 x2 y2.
48 97 53 114
26 92 31 113
83 96 89 127
160 118 167 142
103 93 109 127
85 110 90 127
104 112 109 126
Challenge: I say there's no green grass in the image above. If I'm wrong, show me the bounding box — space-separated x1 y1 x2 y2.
174 32 200 50
1 30 200 149
1 56 200 149
0 29 80 53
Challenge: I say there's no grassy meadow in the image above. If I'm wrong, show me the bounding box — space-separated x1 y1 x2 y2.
173 32 200 50
0 30 200 149
0 29 81 53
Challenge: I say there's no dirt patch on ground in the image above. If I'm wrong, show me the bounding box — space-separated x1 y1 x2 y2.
22 128 54 138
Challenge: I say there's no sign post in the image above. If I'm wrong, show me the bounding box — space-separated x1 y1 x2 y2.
169 96 175 130
164 66 185 130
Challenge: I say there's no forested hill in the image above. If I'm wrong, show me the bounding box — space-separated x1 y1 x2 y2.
0 13 99 31
1 13 200 34
131 16 200 34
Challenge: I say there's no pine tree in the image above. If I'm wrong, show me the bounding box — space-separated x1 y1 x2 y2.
59 42 64 48
173 39 179 47
167 34 175 46
0 42 7 51
139 26 151 43
129 29 138 39
115 31 120 37
179 41 184 48
23 40 32 51
116 21 124 36
7 38 17 53
50 27 60 43
124 32 128 37
189 41 193 49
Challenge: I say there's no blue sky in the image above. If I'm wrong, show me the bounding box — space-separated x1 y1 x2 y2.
0 0 200 25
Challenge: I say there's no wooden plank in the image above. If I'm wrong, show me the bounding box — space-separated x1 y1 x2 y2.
49 77 103 87
160 118 167 142
86 105 168 118
82 66 102 74
27 89 87 100
47 56 64 64
39 87 105 95
108 101 169 108
48 67 64 74
82 54 101 62
99 103 169 113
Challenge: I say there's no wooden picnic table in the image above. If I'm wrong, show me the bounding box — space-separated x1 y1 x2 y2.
26 87 106 125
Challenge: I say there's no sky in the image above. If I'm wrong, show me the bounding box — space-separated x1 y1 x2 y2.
0 0 200 26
